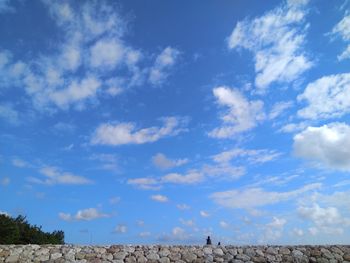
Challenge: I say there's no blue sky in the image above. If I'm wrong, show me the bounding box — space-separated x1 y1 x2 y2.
1 0 350 245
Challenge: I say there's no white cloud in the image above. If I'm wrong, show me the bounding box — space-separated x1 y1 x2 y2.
210 183 321 209
91 117 187 146
332 15 350 60
109 196 121 204
158 227 197 242
200 210 210 217
179 218 195 227
152 153 188 170
212 148 281 164
114 224 127 233
0 0 15 13
259 217 287 243
268 101 293 119
161 171 204 185
0 1 150 111
293 123 350 171
1 177 10 186
31 166 93 185
201 163 245 180
298 203 349 235
53 122 76 134
219 221 229 228
12 158 30 168
149 47 180 85
209 86 265 138
279 121 309 133
0 104 19 125
297 73 350 120
49 76 101 109
59 208 109 221
228 1 311 91
90 38 124 69
151 194 169 203
176 204 191 210
90 153 119 171
127 177 160 190
139 231 151 237
339 45 350 61
292 228 304 237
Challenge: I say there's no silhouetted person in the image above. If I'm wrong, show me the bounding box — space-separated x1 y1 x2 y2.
206 236 212 245
218 242 221 246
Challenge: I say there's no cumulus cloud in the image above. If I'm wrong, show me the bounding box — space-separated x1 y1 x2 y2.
149 47 180 85
29 166 93 185
49 76 101 109
298 203 349 235
91 117 187 146
331 15 350 60
151 194 169 203
59 208 110 221
228 1 312 91
294 123 350 171
297 73 350 120
210 183 321 209
90 38 124 69
209 86 265 138
152 153 188 170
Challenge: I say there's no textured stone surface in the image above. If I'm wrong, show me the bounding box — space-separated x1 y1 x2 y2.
0 244 349 262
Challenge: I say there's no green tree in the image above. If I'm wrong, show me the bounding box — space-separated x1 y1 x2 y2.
0 214 64 244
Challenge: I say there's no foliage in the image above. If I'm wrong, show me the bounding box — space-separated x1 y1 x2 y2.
0 214 64 244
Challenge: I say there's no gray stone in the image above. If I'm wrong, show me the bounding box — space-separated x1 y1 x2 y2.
50 252 62 260
5 255 19 263
182 252 197 262
213 248 224 256
159 257 171 263
203 247 212 255
114 251 128 260
266 247 278 255
236 254 251 261
279 247 291 255
146 252 160 260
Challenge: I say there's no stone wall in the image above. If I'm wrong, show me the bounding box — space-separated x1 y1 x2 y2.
1 244 350 263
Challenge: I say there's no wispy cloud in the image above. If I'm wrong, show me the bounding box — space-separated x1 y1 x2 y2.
298 73 350 120
149 47 180 85
331 15 350 60
209 86 265 138
210 183 321 209
29 166 93 185
91 117 188 146
228 0 312 91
